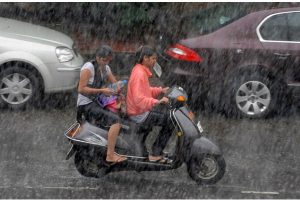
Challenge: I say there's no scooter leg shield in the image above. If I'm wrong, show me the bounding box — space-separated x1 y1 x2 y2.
188 137 222 161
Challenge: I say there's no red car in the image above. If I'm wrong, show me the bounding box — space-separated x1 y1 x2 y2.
160 6 300 118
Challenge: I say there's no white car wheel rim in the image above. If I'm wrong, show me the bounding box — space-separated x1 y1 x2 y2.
0 73 33 105
235 81 271 116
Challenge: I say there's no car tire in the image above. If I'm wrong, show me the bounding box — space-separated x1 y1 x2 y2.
0 66 42 110
224 69 285 118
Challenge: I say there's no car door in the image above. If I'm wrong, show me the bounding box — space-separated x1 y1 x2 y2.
257 11 300 84
286 11 300 82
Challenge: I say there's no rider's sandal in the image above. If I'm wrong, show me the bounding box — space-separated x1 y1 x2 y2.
106 157 127 166
149 157 173 164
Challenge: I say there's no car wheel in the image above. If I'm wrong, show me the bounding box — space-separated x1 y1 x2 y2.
224 70 284 118
0 66 42 110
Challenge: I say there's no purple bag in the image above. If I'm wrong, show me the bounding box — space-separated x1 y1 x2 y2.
96 94 117 108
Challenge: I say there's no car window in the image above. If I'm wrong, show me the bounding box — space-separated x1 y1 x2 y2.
287 12 300 41
180 3 256 37
260 13 288 41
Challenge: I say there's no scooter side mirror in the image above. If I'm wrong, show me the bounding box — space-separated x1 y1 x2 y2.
153 62 162 78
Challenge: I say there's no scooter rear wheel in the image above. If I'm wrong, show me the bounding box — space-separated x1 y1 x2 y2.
74 152 106 178
188 154 226 185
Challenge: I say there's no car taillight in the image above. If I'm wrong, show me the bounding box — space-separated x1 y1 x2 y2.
165 44 203 63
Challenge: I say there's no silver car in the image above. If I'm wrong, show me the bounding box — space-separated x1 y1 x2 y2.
0 17 83 109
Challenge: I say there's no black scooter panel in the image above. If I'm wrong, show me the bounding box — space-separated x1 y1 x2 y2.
174 108 199 142
191 136 222 156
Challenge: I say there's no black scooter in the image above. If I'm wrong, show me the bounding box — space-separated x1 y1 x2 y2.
64 64 226 185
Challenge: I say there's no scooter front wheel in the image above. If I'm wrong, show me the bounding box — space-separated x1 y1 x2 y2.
74 152 106 178
187 154 226 185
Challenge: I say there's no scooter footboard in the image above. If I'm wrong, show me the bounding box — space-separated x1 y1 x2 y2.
188 137 222 161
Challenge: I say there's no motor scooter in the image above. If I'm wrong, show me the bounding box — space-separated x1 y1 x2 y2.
64 63 226 185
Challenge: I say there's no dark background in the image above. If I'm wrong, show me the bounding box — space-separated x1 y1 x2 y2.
1 2 299 78
0 2 299 55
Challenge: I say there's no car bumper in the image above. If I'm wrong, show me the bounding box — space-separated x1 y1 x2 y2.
44 55 83 93
158 54 211 87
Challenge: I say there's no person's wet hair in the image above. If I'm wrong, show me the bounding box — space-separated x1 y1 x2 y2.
136 45 156 64
95 45 113 58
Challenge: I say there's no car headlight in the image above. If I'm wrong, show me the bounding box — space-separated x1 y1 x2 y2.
56 47 74 62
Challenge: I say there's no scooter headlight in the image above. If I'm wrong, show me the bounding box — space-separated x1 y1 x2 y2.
177 95 186 102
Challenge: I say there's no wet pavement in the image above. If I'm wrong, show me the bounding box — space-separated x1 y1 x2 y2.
0 96 300 198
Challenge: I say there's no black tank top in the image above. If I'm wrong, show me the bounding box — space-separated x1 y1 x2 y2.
85 60 106 100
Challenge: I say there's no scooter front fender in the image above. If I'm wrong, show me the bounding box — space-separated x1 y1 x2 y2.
189 136 222 161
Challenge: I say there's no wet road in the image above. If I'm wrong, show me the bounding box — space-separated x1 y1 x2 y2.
0 96 300 198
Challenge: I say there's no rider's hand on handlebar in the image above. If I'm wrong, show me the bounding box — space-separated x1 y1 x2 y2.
162 87 170 94
159 97 169 104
